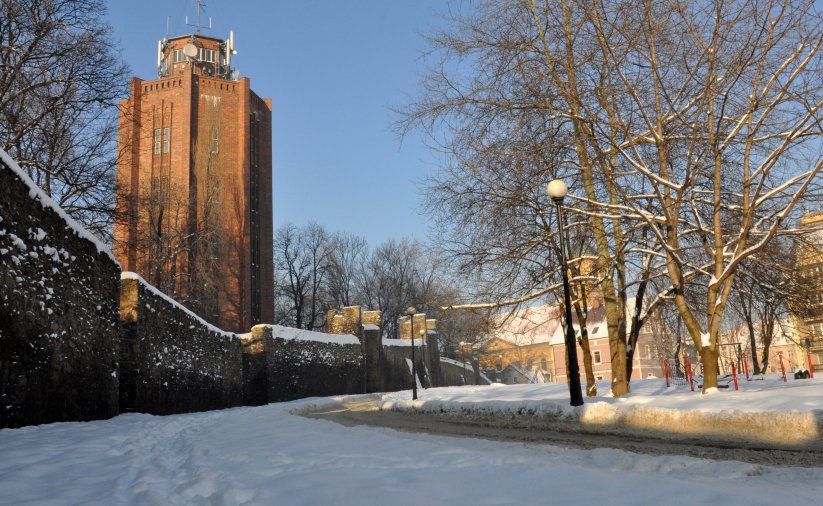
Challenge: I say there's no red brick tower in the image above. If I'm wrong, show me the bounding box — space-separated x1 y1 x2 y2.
114 30 273 333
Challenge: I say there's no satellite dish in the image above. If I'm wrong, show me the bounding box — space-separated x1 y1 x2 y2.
183 43 198 58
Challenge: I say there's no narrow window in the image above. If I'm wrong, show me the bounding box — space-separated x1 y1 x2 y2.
153 129 161 154
163 127 170 153
540 357 548 372
593 350 602 364
210 127 219 154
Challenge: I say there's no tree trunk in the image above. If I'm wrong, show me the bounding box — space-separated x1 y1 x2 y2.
574 302 597 396
700 345 720 392
625 283 648 386
747 327 761 375
761 343 771 374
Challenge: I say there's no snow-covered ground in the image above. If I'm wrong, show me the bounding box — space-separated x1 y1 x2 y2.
1 377 821 505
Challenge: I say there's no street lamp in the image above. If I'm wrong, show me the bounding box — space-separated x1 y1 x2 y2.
547 179 584 406
420 327 428 389
406 306 418 400
459 341 467 384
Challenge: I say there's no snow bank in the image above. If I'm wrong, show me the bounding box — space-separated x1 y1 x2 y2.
380 377 823 447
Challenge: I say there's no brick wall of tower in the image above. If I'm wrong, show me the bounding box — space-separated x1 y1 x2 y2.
114 69 273 334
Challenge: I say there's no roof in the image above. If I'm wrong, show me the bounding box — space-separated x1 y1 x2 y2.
490 304 561 345
491 299 656 346
166 33 225 43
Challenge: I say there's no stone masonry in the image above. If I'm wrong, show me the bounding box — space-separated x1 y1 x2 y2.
1 151 120 428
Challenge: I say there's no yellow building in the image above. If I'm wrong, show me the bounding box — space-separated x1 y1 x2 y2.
789 211 823 370
478 303 664 384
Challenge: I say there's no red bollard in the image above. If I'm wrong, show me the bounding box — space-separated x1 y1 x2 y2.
808 349 815 379
731 363 739 391
687 357 695 392
664 359 670 387
743 352 750 381
779 354 787 382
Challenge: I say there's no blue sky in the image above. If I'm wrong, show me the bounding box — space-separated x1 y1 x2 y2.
105 0 447 246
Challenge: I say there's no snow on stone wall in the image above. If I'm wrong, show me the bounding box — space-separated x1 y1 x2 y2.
119 274 244 415
382 342 427 392
1 151 120 428
261 325 365 402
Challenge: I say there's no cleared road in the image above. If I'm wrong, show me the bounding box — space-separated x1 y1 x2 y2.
300 395 823 468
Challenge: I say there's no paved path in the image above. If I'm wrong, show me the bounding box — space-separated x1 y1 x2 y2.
300 395 823 468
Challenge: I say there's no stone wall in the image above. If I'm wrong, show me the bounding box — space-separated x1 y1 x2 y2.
382 339 427 392
240 327 268 406
326 306 381 336
262 325 364 402
119 273 244 415
1 151 120 428
440 357 488 386
2 147 486 428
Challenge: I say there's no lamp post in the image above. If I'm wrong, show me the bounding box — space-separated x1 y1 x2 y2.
547 179 584 407
459 341 467 384
420 327 428 389
406 306 418 400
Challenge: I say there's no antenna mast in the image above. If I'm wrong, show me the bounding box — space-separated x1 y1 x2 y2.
185 0 211 34
196 0 202 34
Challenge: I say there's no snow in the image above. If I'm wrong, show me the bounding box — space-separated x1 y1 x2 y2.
383 338 423 347
0 147 117 263
121 272 235 339
266 324 360 345
1 377 822 504
381 376 823 446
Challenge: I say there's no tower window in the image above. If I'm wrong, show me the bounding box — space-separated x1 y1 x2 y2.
593 350 602 364
163 127 170 153
199 48 217 63
173 49 185 63
210 127 219 154
153 129 161 154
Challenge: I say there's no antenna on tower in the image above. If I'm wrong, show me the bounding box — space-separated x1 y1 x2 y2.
185 0 212 34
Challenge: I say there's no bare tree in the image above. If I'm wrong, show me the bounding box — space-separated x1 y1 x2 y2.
358 238 422 339
274 223 332 330
401 0 822 393
326 232 368 308
0 0 129 240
